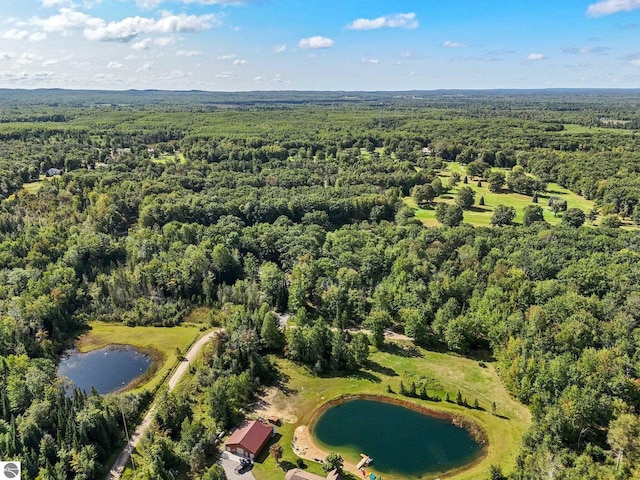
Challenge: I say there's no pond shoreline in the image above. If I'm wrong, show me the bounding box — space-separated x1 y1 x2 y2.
303 393 489 480
58 344 159 394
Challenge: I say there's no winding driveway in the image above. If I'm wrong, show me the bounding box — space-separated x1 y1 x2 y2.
106 329 219 480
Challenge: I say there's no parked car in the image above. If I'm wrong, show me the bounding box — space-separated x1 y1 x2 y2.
234 458 252 474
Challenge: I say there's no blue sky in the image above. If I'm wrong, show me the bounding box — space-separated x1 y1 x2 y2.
1 0 640 90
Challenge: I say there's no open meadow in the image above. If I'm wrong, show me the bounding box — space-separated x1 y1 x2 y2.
76 319 207 394
406 162 596 227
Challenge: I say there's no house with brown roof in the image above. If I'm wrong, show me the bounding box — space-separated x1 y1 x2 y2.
225 420 275 459
285 468 340 480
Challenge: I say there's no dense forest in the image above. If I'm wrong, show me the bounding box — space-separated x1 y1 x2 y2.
0 90 639 479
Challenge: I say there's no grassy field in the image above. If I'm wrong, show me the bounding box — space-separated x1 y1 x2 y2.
151 152 187 164
76 320 206 393
250 342 531 480
5 177 47 201
407 162 595 227
561 123 634 135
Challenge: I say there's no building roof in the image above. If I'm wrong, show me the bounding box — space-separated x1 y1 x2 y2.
326 470 340 480
285 469 324 480
225 420 273 455
285 469 340 480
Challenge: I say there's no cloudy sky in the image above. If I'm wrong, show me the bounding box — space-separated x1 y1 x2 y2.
1 0 640 90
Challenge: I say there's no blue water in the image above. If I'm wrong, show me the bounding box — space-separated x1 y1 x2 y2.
58 346 151 394
312 399 483 478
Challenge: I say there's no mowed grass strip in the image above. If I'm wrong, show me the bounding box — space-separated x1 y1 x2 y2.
76 321 204 393
251 343 531 480
407 162 595 227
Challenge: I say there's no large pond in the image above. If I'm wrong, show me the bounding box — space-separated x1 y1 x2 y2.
58 345 151 394
312 398 484 479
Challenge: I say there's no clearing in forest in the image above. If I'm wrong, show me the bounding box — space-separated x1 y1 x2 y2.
249 342 531 480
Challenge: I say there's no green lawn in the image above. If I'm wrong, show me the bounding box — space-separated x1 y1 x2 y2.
151 152 187 164
407 162 596 227
561 124 633 135
251 343 531 480
76 321 205 394
5 177 47 201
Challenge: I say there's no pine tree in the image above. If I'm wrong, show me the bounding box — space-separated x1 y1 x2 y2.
479 195 485 206
456 390 463 405
409 382 417 397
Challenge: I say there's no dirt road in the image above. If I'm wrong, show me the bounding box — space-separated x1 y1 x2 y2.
106 330 219 480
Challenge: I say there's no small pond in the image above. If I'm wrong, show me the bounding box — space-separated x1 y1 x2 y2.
58 345 151 394
312 398 484 478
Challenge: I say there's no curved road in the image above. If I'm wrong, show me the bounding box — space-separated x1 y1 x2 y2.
107 330 219 479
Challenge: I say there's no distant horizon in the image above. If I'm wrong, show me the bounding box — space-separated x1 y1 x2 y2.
4 86 640 94
2 1 640 91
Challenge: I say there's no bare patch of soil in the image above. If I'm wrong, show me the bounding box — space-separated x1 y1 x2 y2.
251 386 299 424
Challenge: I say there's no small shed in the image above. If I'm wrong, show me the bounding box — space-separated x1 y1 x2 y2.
225 420 274 459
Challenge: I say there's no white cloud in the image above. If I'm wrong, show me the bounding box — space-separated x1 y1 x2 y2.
273 44 286 53
298 36 334 49
137 62 152 71
136 0 162 7
16 52 41 66
177 49 202 56
347 13 418 31
527 53 545 60
587 0 640 16
254 76 264 82
216 70 235 79
154 36 175 46
233 58 248 65
32 8 104 34
42 0 75 7
84 12 218 42
0 52 14 60
30 32 47 41
562 46 610 55
2 29 30 40
216 54 236 59
361 57 379 64
137 0 257 6
42 59 58 65
107 61 123 68
622 53 640 65
1 29 47 42
0 70 53 82
443 40 465 48
169 70 191 78
131 39 151 50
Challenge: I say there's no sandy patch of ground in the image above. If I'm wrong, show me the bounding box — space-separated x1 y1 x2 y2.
293 426 363 475
251 386 299 424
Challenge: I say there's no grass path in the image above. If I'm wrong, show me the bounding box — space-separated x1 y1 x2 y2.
251 342 530 480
